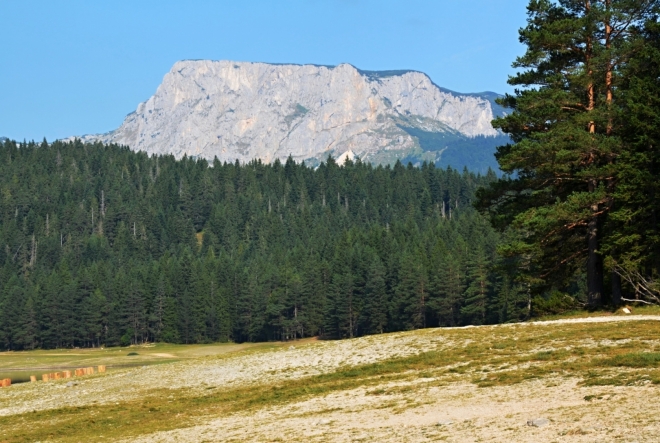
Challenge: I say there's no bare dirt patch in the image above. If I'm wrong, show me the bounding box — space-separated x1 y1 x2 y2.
126 380 660 443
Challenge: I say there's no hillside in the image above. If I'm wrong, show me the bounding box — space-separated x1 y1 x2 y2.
70 61 508 172
1 315 659 442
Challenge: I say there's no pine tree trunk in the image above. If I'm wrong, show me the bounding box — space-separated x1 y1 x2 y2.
584 3 603 308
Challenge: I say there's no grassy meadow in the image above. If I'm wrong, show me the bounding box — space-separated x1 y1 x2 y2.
0 341 303 383
0 314 659 442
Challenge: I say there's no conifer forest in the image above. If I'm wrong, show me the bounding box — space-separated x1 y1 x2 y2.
0 139 515 350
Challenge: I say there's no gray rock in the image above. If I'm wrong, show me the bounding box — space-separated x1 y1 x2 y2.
527 418 550 427
66 381 79 387
315 419 332 425
68 61 502 167
436 420 454 426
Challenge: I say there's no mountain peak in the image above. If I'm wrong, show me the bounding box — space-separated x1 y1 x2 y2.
70 60 505 170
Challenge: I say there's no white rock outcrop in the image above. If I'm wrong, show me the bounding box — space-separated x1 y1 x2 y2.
73 60 500 165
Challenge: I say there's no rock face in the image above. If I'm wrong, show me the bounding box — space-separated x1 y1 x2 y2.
74 60 506 170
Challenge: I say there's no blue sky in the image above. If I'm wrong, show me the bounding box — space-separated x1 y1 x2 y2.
1 0 529 142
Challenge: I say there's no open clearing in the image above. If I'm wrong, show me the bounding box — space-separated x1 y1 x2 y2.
1 314 660 442
0 341 289 383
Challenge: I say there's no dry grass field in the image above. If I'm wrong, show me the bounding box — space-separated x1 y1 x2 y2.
0 341 288 383
1 311 660 442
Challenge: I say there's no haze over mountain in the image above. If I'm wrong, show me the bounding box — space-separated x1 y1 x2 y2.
72 61 508 171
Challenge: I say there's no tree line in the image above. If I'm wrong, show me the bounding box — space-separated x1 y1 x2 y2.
0 138 531 350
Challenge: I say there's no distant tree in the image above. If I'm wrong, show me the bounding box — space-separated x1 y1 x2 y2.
461 248 491 325
364 257 388 334
393 251 428 330
429 252 464 326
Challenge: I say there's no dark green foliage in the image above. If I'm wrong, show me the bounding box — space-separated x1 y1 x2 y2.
477 0 660 307
531 291 580 317
605 20 660 286
0 138 508 349
461 248 492 325
603 353 660 368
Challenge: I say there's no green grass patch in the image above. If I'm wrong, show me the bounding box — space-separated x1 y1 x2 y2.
602 352 660 368
532 350 569 361
0 340 315 382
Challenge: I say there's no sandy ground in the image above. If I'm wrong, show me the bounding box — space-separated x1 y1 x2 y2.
0 327 453 417
125 379 660 443
2 315 659 442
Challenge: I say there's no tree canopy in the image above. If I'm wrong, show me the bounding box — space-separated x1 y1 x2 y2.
0 138 519 350
477 0 660 306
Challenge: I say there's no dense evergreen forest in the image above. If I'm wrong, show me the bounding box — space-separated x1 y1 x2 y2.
0 138 531 350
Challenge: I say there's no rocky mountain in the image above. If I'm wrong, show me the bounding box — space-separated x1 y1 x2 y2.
73 60 508 171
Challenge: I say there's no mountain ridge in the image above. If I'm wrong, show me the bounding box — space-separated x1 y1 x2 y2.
69 60 507 171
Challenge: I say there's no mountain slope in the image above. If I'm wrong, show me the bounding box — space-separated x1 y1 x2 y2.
74 61 507 171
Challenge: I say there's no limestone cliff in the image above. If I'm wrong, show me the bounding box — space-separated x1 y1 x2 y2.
74 61 505 169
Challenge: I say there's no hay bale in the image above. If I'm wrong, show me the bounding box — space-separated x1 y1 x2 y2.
1 379 10 387
75 368 85 377
42 374 50 382
63 370 72 378
98 365 106 373
30 375 37 383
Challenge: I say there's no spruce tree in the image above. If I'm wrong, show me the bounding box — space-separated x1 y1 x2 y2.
393 251 428 330
364 257 388 334
428 252 464 326
461 248 491 325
